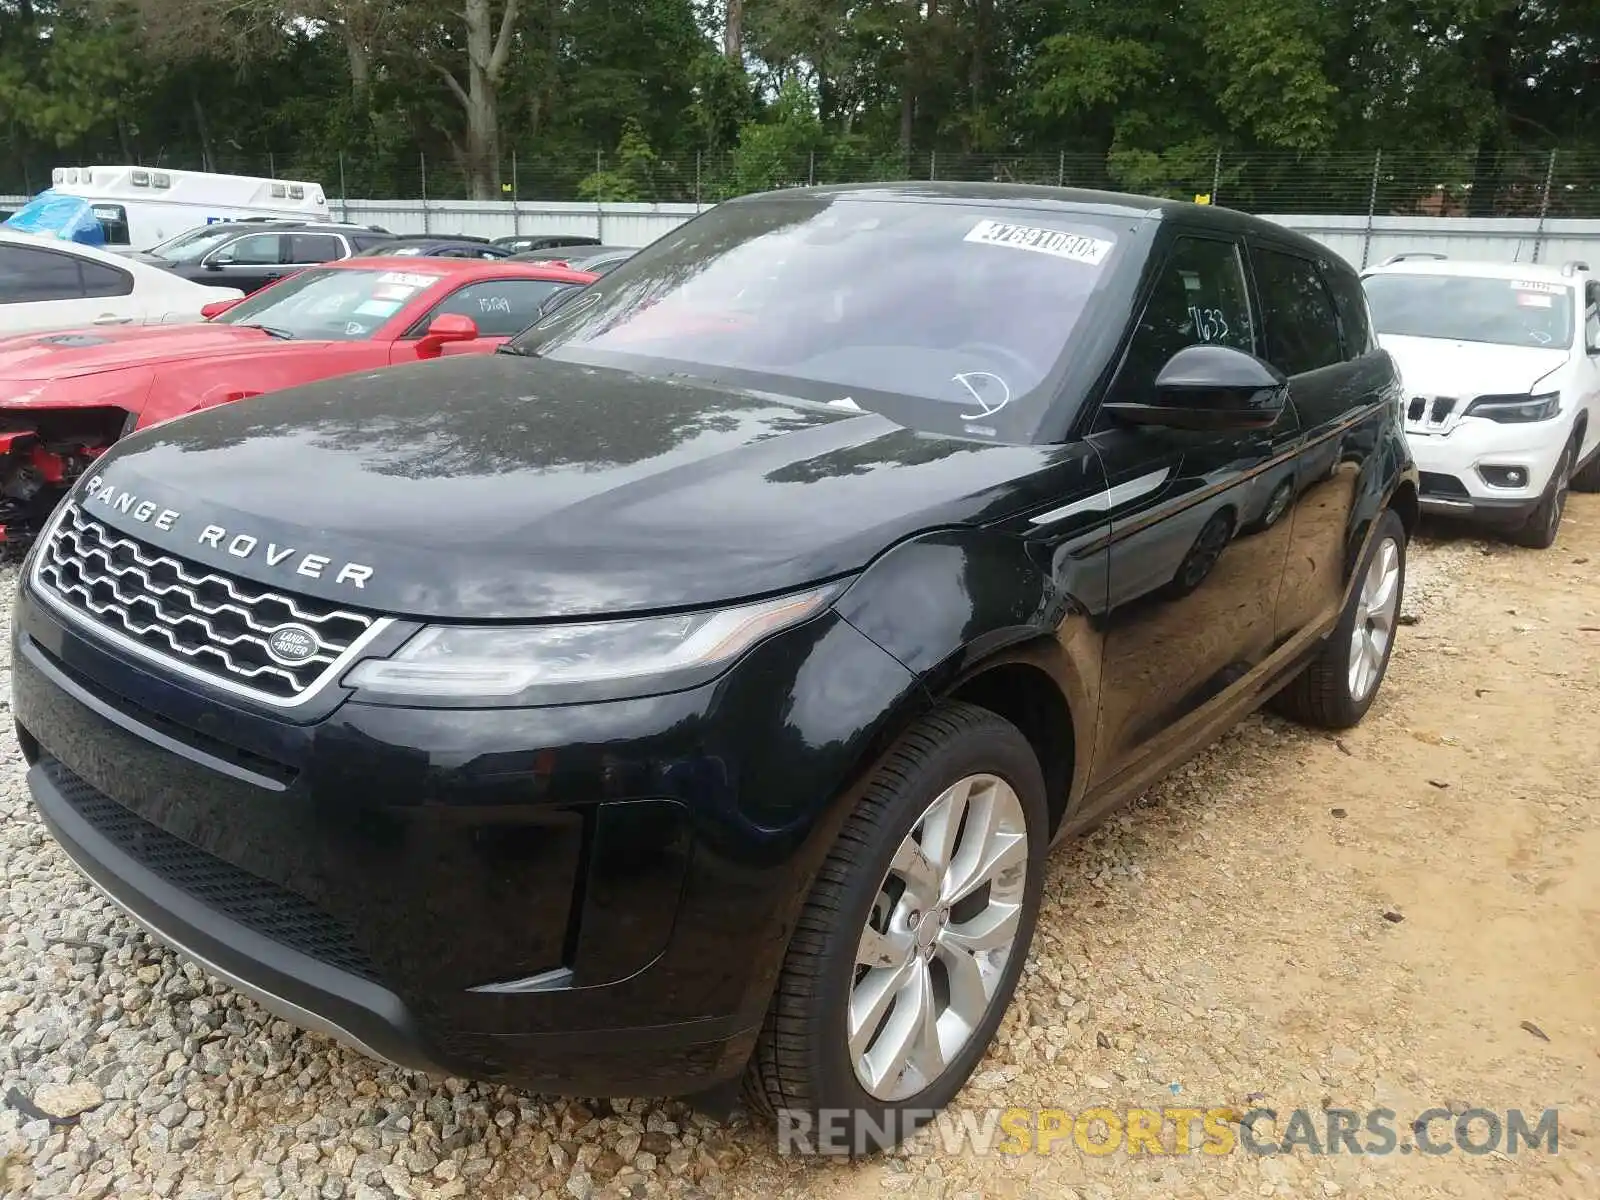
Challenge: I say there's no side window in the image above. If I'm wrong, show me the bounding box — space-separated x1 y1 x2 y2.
287 234 344 264
408 280 577 338
78 258 134 298
0 245 85 302
91 204 131 246
214 234 283 265
1253 248 1344 375
1322 266 1375 359
1108 236 1256 403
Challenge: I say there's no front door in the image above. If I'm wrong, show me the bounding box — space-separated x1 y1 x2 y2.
204 232 288 294
1085 232 1300 791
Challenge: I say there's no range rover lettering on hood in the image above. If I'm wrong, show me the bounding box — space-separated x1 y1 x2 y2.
81 474 375 590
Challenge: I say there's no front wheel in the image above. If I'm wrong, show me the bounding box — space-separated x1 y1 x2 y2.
745 702 1048 1154
1510 443 1571 549
1270 508 1407 729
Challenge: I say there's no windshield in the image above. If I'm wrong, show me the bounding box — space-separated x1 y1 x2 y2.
1364 274 1574 350
215 267 442 340
507 196 1127 442
148 227 244 263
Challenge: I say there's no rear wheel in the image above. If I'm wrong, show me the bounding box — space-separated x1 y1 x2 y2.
1510 443 1571 549
745 702 1047 1154
1270 508 1406 729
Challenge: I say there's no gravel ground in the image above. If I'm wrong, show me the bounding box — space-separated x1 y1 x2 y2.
2 498 1597 1200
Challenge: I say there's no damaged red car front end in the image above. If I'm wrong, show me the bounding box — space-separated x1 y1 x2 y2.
0 365 154 545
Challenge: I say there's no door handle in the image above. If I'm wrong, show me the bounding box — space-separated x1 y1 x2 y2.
92 314 133 325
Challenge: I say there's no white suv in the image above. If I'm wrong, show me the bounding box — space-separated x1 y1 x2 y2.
1362 254 1600 548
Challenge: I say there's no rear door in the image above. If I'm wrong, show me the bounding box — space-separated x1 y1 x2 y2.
1580 281 1600 469
286 232 348 269
1084 228 1300 790
1248 238 1393 644
0 242 137 333
388 277 584 361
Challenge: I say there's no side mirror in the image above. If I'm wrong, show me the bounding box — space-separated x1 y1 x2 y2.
202 259 225 271
416 313 479 358
1104 344 1288 432
200 298 241 320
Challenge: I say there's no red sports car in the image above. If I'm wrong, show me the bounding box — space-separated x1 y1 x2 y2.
0 256 596 543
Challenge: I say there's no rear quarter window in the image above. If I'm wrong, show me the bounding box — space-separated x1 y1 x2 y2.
1323 264 1376 358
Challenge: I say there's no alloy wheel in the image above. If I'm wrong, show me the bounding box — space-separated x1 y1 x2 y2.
848 773 1029 1101
1348 536 1401 702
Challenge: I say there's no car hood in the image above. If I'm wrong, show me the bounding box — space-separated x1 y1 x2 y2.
1377 334 1569 398
78 355 1068 620
0 323 286 381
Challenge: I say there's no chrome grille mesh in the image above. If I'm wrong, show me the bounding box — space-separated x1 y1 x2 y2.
35 505 377 701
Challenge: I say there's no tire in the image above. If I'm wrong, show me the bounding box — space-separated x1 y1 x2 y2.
1270 508 1406 730
1570 436 1600 493
745 701 1048 1155
1509 442 1572 549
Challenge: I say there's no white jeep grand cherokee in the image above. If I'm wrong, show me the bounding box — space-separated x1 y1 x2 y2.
1362 254 1600 548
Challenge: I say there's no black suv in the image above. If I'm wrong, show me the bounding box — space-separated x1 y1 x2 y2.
135 221 396 293
14 184 1415 1149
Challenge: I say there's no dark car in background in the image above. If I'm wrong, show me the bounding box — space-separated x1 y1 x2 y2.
14 184 1416 1151
493 233 601 255
353 236 510 261
510 245 637 276
135 221 396 293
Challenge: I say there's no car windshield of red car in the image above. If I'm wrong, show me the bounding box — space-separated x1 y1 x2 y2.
215 266 444 341
508 195 1126 442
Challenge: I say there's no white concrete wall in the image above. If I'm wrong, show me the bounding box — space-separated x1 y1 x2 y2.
336 199 705 246
6 194 1597 270
1261 214 1600 271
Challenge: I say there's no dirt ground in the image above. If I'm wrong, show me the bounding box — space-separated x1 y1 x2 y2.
2 496 1596 1200
707 495 1600 1200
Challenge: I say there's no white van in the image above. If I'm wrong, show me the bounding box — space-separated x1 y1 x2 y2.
8 166 331 251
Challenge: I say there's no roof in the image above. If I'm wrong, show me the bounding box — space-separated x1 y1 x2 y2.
173 219 377 234
1362 255 1591 281
322 256 597 284
377 235 495 246
736 180 1235 220
729 181 1317 247
0 226 143 267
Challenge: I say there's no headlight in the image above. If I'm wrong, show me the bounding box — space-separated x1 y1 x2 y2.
343 585 838 700
1464 391 1560 423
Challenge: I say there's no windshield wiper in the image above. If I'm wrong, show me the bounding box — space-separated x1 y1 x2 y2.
237 323 295 340
495 342 538 357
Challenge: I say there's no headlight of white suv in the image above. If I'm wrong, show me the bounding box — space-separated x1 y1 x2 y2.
343 585 839 699
1464 391 1561 423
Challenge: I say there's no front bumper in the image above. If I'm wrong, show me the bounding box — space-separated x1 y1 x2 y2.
1407 414 1570 524
13 580 921 1095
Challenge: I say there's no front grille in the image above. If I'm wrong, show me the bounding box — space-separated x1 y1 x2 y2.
35 505 377 702
1407 395 1458 430
1419 471 1470 498
42 755 383 983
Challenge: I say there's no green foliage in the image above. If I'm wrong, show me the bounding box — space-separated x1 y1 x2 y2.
577 118 659 201
0 0 1596 208
719 80 824 196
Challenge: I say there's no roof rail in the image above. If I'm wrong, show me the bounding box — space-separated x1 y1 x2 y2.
1378 252 1448 266
1561 259 1590 276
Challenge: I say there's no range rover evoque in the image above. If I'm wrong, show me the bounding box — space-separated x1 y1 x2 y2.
15 184 1417 1147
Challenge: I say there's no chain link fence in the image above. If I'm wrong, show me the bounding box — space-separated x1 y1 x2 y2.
6 146 1600 219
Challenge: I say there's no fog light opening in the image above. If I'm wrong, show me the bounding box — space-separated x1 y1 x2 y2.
1479 465 1529 489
